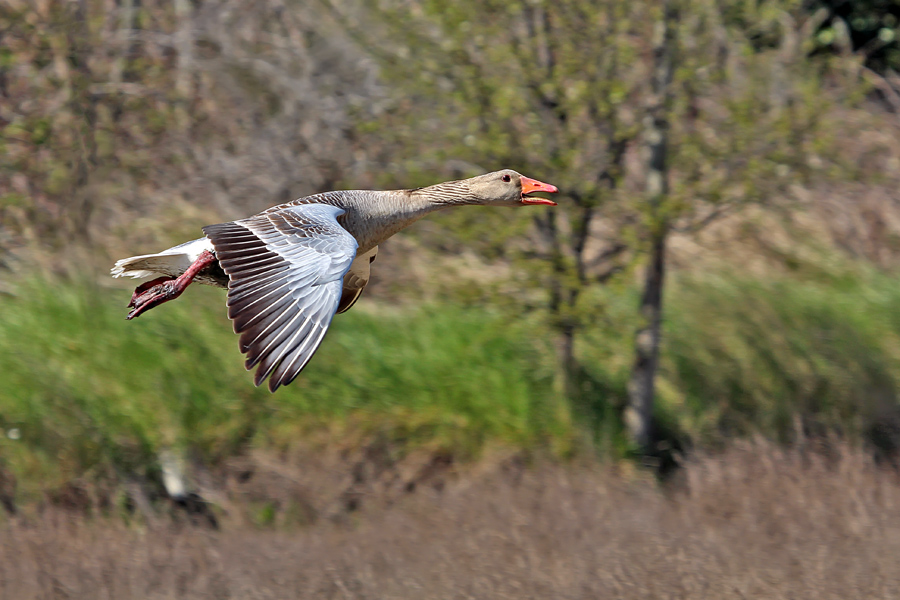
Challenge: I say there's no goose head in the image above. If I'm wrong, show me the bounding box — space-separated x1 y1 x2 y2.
467 169 558 207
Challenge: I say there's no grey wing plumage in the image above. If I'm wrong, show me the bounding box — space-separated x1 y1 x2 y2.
203 204 358 392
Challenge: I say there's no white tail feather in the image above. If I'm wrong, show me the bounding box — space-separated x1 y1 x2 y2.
111 237 214 280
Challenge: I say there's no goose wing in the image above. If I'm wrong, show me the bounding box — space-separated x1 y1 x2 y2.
203 204 358 392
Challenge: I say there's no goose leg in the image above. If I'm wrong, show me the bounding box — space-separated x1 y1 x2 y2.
129 276 175 308
126 250 217 320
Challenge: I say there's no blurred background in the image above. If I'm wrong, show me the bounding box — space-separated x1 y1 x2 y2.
3 0 900 596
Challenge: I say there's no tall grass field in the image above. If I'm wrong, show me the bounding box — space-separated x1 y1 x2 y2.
1 266 899 497
0 278 568 497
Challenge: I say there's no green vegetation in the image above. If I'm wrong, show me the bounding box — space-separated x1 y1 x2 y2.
662 268 900 444
0 278 569 498
3 0 900 511
2 264 899 496
341 0 867 449
568 262 900 451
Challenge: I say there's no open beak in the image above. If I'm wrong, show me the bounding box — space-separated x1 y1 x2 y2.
520 176 559 206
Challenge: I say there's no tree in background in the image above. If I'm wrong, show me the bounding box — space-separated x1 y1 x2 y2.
324 0 861 451
623 0 859 453
0 0 883 460
0 0 378 264
626 0 677 452
323 0 651 410
810 0 900 72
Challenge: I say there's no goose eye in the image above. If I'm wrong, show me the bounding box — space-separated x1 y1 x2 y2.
501 174 511 182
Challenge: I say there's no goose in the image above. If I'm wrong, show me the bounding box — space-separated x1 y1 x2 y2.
111 169 558 391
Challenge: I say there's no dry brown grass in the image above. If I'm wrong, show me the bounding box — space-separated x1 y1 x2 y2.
2 440 900 599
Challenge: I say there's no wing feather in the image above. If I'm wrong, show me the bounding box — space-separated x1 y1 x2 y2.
203 204 357 391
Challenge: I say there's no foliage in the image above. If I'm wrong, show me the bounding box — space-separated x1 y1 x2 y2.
578 262 900 451
0 0 381 261
326 0 865 423
4 263 900 495
1 0 899 500
810 0 900 72
0 277 570 497
662 267 900 443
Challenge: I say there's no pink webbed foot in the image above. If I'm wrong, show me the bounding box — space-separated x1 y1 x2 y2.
127 279 186 320
125 250 217 320
128 276 175 309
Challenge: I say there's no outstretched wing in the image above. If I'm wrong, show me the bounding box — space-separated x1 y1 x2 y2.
203 204 358 392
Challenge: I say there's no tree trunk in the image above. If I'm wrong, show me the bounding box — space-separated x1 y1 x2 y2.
560 322 579 400
625 1 677 453
625 230 667 451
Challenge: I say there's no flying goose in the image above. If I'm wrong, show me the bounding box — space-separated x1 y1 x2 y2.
111 169 558 391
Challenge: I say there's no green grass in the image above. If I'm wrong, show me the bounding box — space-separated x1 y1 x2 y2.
0 278 570 496
561 264 900 451
3 265 900 497
661 269 900 444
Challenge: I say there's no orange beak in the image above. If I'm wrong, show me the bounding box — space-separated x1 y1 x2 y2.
520 176 559 206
